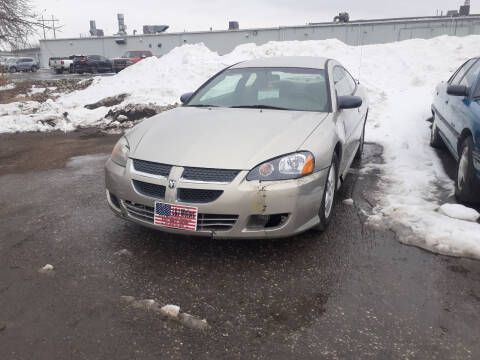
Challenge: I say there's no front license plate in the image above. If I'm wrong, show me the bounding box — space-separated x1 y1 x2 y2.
154 202 198 231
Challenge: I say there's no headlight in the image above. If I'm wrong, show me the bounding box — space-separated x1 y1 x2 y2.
126 60 134 65
111 137 130 167
247 152 315 181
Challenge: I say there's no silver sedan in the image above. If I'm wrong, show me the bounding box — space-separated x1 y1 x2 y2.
105 57 369 238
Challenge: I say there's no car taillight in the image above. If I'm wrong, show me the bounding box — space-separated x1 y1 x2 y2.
82 57 88 62
61 60 64 65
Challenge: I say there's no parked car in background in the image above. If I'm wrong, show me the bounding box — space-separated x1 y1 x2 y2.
6 57 38 72
73 55 113 74
105 57 369 238
431 57 480 202
113 50 153 73
50 56 74 74
0 57 8 72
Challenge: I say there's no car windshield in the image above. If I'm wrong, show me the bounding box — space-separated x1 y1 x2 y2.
7 58 17 64
123 51 142 58
187 67 329 112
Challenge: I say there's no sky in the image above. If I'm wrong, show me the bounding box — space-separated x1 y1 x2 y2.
30 0 477 40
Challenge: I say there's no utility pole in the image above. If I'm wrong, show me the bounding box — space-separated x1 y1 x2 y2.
41 15 46 39
52 15 57 39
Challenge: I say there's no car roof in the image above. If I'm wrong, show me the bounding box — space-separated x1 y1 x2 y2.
231 56 329 70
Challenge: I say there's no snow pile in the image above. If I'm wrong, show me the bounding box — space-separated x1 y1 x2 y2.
0 83 15 91
439 204 480 222
1 36 480 258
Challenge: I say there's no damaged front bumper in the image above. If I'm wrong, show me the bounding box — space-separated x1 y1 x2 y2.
105 158 329 239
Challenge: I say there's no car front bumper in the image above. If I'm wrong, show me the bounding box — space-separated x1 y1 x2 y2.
105 158 329 239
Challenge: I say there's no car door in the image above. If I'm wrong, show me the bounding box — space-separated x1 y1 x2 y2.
332 66 360 166
448 60 480 157
437 58 477 153
18 59 26 71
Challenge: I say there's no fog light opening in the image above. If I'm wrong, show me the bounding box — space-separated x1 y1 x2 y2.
247 214 289 230
265 213 289 228
107 190 121 210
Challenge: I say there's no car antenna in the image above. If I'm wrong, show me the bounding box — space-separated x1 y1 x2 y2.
357 25 364 83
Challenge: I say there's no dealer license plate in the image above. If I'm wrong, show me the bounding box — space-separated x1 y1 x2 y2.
154 202 198 231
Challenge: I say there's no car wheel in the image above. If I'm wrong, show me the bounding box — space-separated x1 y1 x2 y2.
31 65 37 72
69 65 74 73
455 136 480 203
10 67 17 73
91 65 97 74
78 70 84 75
314 153 339 232
430 112 444 148
55 68 63 74
355 122 366 160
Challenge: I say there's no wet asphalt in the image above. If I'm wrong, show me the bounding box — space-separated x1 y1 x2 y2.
0 130 479 360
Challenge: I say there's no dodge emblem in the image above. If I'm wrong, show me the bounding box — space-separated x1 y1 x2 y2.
168 180 176 189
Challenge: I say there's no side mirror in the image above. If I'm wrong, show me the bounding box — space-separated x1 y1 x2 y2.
337 95 362 110
180 92 194 104
447 84 469 97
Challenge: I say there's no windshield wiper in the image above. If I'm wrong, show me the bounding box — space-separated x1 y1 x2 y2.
186 104 219 108
229 105 293 111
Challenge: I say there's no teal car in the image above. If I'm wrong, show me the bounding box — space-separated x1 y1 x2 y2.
431 57 480 203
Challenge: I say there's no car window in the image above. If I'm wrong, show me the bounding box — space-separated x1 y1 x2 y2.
188 67 329 112
450 59 477 85
89 55 100 60
333 66 356 96
460 60 480 88
199 74 242 102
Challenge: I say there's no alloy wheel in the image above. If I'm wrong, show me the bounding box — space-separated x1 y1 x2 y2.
457 146 469 191
324 162 337 218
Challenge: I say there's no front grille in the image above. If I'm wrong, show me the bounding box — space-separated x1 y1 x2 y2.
123 201 238 232
182 167 240 183
177 188 223 203
197 214 239 231
133 180 166 199
132 159 172 177
123 201 154 223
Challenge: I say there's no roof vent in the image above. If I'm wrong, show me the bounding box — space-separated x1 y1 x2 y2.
229 21 239 30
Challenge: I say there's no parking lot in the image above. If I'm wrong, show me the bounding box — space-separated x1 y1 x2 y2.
7 69 115 81
0 129 479 359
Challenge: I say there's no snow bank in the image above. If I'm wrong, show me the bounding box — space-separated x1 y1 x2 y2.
1 35 480 258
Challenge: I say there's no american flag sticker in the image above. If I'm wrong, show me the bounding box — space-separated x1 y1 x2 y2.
154 202 198 231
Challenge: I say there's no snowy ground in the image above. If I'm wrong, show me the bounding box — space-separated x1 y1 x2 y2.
1 35 480 259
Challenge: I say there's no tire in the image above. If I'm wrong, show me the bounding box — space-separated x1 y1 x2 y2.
55 68 63 74
430 112 444 148
78 70 84 75
91 65 97 74
69 65 73 74
314 153 339 232
355 122 366 160
455 136 480 203
31 66 37 72
10 67 17 73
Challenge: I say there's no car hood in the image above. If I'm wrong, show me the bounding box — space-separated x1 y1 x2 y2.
129 107 328 170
